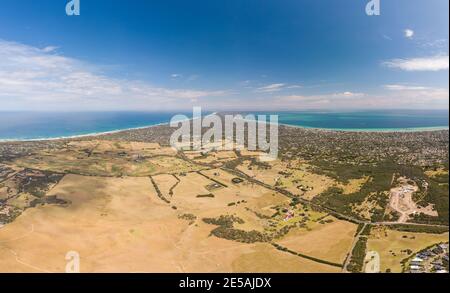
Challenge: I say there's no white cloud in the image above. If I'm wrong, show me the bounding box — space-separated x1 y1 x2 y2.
255 83 302 93
421 39 448 49
274 89 448 110
0 40 229 111
41 46 59 53
338 91 365 98
383 55 449 71
404 29 414 39
384 84 430 91
277 91 366 105
256 83 286 93
1 40 447 112
286 85 303 89
171 73 182 78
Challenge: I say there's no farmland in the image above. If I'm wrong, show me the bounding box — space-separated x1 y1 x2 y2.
0 124 448 273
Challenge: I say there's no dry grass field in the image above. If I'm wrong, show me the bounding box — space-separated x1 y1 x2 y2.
184 150 238 166
0 174 256 273
1 139 448 273
0 173 335 273
424 168 449 179
338 176 371 195
232 243 341 273
151 174 179 199
236 160 338 200
13 140 201 177
1 175 188 272
276 217 358 264
366 226 449 273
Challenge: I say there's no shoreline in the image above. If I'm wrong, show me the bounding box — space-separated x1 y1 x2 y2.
278 124 450 133
0 121 171 143
0 122 448 143
0 112 217 143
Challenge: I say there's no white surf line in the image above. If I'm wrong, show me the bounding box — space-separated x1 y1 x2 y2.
0 121 171 143
236 114 449 134
0 224 35 243
0 111 217 143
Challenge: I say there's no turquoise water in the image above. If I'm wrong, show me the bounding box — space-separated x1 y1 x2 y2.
271 110 449 132
0 110 448 141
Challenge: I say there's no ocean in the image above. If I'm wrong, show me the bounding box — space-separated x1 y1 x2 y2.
0 112 190 141
271 110 449 132
0 110 448 141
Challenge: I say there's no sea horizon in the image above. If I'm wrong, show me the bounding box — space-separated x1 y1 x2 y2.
0 109 448 142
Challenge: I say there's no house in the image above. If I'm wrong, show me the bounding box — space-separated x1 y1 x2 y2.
432 247 444 254
409 266 422 273
438 243 448 251
232 178 244 184
284 211 295 221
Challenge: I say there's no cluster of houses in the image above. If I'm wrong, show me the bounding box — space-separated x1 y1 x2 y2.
409 243 449 273
0 205 11 228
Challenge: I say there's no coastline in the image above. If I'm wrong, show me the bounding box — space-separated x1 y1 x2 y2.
277 123 450 134
0 112 218 143
1 121 448 143
0 121 171 143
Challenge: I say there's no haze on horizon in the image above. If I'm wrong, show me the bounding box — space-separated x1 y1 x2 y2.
0 0 449 112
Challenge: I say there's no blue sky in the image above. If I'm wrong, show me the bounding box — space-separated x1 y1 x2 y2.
0 0 448 111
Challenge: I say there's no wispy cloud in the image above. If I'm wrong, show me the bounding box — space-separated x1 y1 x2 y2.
255 83 302 93
256 83 286 93
382 85 448 106
171 73 182 79
276 92 366 107
420 39 448 50
383 55 449 71
273 89 448 110
41 46 59 53
0 40 229 111
384 84 429 91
